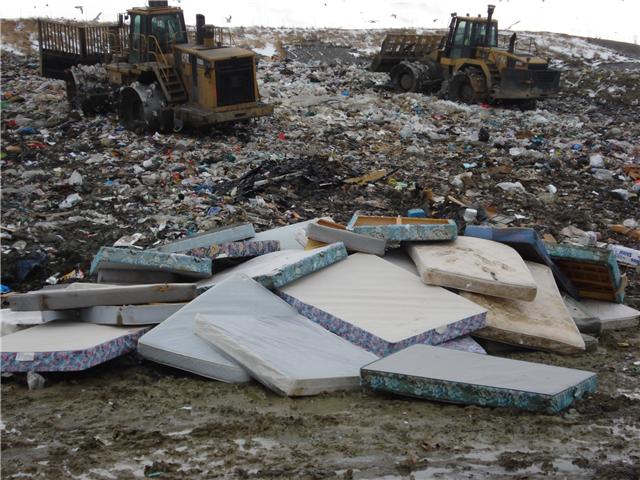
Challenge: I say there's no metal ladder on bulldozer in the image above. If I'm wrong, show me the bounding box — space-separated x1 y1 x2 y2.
153 63 188 104
147 36 188 104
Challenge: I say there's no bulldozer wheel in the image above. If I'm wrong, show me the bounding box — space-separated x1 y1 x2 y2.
517 99 538 111
118 83 172 133
390 63 420 93
118 87 145 132
449 73 477 104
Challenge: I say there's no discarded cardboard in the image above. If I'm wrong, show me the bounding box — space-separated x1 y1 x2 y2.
153 223 256 253
9 283 196 311
462 262 585 354
406 236 537 301
194 275 377 396
576 299 640 330
90 247 212 279
278 253 486 356
1 321 148 372
197 243 348 292
306 221 386 255
360 344 597 413
464 226 580 300
608 244 640 267
545 243 625 303
347 214 457 242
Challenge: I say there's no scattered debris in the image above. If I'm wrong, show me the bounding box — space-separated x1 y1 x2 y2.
26 371 46 390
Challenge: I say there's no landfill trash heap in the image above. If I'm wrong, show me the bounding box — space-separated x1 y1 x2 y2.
0 19 639 478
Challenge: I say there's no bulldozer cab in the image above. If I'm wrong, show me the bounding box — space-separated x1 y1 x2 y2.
444 10 498 59
127 2 187 63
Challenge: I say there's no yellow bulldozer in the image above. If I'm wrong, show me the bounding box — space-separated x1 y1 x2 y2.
37 0 273 132
371 5 561 107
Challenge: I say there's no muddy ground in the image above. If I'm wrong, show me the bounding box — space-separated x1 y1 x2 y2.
2 327 639 479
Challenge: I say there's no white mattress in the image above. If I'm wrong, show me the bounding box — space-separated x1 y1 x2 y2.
1 321 147 372
253 218 331 250
462 261 585 354
362 344 595 396
280 253 486 344
578 300 640 330
137 295 251 383
381 249 419 276
194 274 377 396
197 243 344 290
406 236 537 301
77 303 186 325
1 321 145 352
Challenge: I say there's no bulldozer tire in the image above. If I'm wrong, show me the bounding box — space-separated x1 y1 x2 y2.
517 99 538 111
448 73 477 104
118 83 172 133
390 62 422 93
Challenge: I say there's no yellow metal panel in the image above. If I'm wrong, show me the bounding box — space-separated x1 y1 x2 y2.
178 45 254 61
196 64 216 110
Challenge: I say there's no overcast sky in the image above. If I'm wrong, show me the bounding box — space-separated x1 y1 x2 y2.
1 0 638 44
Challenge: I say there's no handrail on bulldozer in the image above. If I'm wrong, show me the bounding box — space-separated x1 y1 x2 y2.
103 31 129 57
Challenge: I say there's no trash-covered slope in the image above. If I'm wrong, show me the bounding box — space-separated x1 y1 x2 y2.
1 23 638 310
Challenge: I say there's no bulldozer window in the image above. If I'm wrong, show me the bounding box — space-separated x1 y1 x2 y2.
130 14 143 63
151 14 186 51
471 22 498 47
450 20 471 58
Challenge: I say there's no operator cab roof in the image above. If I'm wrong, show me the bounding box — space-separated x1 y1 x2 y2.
128 6 183 15
457 17 497 23
175 44 255 60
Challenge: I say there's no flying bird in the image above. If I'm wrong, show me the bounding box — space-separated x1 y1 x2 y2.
391 14 397 19
74 5 83 14
225 15 232 23
92 12 102 21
